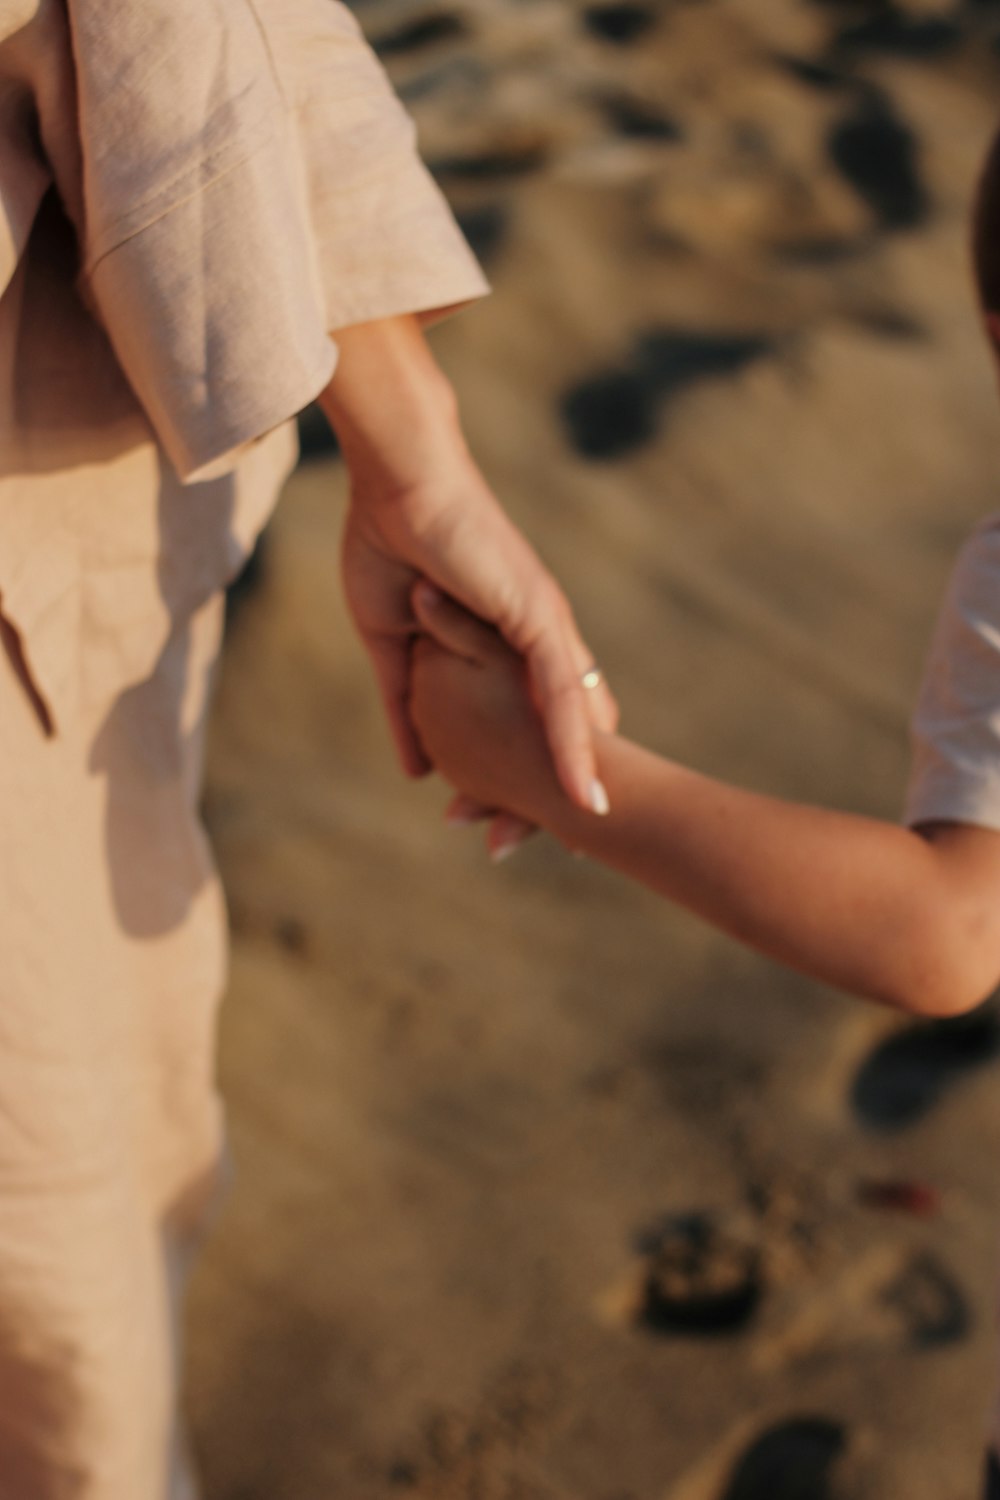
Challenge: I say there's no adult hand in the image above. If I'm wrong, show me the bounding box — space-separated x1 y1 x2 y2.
320 314 618 825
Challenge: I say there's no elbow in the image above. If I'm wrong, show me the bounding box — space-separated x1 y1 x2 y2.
898 972 997 1021
878 907 1000 1020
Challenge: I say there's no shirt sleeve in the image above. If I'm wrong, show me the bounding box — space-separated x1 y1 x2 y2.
36 0 489 484
252 0 492 335
904 514 1000 831
38 0 335 483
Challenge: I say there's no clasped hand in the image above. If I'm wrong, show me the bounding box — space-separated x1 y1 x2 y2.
340 462 616 853
322 313 616 850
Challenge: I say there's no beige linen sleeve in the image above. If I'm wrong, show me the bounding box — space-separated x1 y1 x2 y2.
35 0 489 484
251 0 492 334
904 514 1000 832
47 0 338 483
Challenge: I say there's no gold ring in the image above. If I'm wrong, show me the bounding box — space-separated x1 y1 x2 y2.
581 665 604 691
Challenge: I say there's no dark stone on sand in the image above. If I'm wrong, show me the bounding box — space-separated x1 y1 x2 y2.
455 202 510 265
985 1448 1000 1500
636 1213 763 1336
582 4 657 44
827 99 929 231
372 13 468 57
848 305 927 339
600 94 684 141
297 403 340 463
561 368 659 460
634 329 775 389
561 329 774 460
833 14 963 56
774 53 851 91
881 1251 970 1348
720 1419 846 1500
388 1459 420 1487
806 0 897 9
850 1006 1000 1130
426 143 549 181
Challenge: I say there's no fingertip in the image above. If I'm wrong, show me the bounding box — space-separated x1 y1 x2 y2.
446 797 490 826
487 814 536 862
401 752 432 779
590 778 611 816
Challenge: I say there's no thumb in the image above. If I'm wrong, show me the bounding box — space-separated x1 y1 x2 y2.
411 581 503 665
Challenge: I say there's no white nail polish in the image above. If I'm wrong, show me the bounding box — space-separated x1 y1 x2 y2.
590 778 610 816
490 842 519 864
446 810 479 828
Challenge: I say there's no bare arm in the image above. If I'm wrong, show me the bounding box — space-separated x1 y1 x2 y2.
546 737 1000 1018
409 586 1000 1020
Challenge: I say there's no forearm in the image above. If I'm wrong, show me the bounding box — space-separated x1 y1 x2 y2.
541 734 999 1016
317 313 471 495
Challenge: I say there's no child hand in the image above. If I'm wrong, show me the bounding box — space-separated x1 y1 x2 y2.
409 582 565 833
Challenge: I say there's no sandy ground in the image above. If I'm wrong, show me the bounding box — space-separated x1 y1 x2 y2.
186 3 1000 1496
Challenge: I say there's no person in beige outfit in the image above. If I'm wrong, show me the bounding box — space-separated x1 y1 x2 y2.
0 2 616 1495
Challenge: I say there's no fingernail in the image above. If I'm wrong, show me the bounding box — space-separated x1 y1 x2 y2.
490 841 520 864
589 778 610 816
446 809 479 828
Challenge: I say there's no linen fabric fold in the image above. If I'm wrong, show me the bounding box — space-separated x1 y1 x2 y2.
0 0 491 728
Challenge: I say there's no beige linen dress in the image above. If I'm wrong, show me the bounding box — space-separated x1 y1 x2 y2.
0 3 490 1495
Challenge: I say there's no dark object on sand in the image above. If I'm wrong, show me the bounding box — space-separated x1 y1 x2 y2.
985 1447 1000 1500
600 92 684 141
720 1418 846 1500
582 4 656 44
827 97 929 231
455 203 510 267
373 13 468 57
856 1178 941 1216
561 329 773 460
638 1213 762 1335
850 1007 1000 1131
832 15 962 58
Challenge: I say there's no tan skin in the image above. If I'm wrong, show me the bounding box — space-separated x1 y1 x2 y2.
408 582 1000 1021
317 311 619 851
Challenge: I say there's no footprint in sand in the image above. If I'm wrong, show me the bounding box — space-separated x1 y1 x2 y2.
718 1418 847 1500
880 1249 971 1350
561 329 775 460
633 1213 764 1337
850 1006 1000 1131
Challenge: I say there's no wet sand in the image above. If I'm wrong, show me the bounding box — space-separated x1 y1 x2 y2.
187 3 1000 1496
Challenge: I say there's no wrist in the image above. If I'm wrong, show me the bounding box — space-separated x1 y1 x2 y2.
535 730 626 849
317 314 469 501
